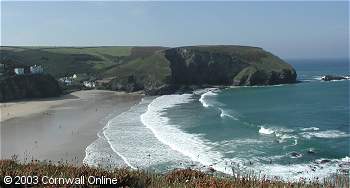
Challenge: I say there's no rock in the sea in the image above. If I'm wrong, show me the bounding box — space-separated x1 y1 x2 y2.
307 148 316 154
321 75 349 81
319 159 331 164
289 152 303 158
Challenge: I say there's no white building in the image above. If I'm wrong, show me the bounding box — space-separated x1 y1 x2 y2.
83 81 96 88
30 65 43 74
59 77 73 85
14 68 25 75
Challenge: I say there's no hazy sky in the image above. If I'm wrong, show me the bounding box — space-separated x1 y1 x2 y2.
1 1 349 59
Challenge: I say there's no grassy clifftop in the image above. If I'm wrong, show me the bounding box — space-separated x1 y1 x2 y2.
0 46 167 78
0 45 296 95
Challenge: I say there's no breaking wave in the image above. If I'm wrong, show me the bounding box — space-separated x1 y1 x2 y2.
259 126 275 135
219 108 239 120
300 127 320 131
199 89 218 108
141 94 234 174
300 130 350 139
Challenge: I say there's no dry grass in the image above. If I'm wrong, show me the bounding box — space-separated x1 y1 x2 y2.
0 160 348 188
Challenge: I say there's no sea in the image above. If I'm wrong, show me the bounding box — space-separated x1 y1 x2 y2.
84 58 349 181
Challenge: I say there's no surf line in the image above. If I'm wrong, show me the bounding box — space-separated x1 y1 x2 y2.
102 120 137 169
97 100 149 170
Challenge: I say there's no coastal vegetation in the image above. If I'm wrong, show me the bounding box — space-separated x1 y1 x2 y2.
0 74 61 102
0 159 348 188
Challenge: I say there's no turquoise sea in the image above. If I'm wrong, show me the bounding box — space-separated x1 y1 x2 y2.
84 59 349 181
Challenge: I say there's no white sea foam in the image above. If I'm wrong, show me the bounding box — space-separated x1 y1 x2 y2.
141 94 234 174
280 135 298 145
199 89 218 108
300 130 350 139
256 162 332 181
256 156 349 181
219 139 267 146
219 108 238 120
83 129 127 169
84 98 193 170
313 76 323 80
300 127 320 131
341 156 350 162
301 79 314 82
239 154 350 181
229 84 285 89
259 126 275 135
103 98 193 170
258 127 298 147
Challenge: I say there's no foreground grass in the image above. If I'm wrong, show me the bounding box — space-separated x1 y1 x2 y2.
0 160 348 188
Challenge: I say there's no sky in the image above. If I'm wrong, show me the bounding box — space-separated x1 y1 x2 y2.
1 1 349 59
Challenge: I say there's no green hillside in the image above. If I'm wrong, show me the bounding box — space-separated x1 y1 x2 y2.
0 45 297 95
0 46 166 78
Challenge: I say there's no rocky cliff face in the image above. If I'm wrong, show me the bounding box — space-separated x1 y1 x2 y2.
164 46 297 87
107 45 297 95
0 74 62 102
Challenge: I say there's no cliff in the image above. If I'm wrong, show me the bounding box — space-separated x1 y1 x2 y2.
107 45 297 94
0 74 62 102
164 46 296 86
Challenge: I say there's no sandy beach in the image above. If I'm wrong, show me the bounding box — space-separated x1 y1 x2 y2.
0 90 142 165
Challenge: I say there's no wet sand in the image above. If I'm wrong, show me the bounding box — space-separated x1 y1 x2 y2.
0 90 142 165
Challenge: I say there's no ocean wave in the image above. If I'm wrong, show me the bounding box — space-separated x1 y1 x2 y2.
219 108 239 120
300 79 314 82
141 94 235 175
198 89 218 108
220 139 267 145
85 98 194 171
196 88 242 121
229 84 287 89
257 126 298 147
313 76 323 80
300 130 350 139
254 156 350 182
259 126 294 136
300 127 320 131
259 126 275 135
83 129 127 169
278 134 298 144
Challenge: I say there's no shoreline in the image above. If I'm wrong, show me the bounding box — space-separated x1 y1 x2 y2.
0 90 142 164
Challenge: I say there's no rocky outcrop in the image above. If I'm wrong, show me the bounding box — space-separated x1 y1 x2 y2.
0 74 62 102
321 75 350 81
233 66 297 85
